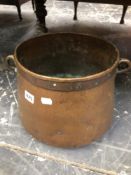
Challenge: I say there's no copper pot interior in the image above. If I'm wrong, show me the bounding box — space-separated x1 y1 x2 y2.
17 34 117 78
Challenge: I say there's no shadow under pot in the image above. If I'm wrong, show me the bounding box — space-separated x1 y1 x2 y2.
6 33 131 148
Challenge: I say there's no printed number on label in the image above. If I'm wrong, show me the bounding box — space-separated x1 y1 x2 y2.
25 90 34 104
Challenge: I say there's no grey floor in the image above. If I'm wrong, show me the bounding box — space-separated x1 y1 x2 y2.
0 1 131 175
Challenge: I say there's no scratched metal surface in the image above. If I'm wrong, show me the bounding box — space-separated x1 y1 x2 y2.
0 1 131 175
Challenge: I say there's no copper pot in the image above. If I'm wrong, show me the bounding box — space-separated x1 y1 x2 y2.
7 33 131 147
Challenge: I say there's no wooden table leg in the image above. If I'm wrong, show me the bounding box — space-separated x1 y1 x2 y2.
120 5 128 24
73 1 79 20
33 0 48 32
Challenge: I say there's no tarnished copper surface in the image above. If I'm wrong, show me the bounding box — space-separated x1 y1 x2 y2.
13 33 130 147
18 74 115 147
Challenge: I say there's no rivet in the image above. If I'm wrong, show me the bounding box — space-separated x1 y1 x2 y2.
76 84 82 90
70 86 73 90
108 74 111 77
95 81 99 86
53 83 56 87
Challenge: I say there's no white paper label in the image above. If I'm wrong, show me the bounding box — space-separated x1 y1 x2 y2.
41 97 52 105
25 90 34 104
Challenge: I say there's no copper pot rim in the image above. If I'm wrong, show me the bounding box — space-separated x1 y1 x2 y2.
14 32 120 83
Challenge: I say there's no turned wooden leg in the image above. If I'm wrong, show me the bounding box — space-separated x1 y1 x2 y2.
73 1 79 20
120 5 128 24
16 3 22 20
34 0 48 32
32 0 35 10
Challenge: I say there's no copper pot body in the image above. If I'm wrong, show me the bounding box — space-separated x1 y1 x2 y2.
14 33 120 147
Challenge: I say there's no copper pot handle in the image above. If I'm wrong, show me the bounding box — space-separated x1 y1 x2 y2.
117 58 131 74
5 55 17 72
